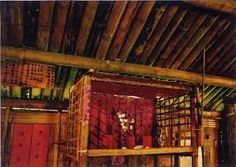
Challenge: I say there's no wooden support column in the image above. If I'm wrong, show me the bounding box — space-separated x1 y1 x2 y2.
2 47 236 88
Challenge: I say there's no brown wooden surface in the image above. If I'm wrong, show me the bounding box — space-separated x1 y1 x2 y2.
9 1 23 46
1 98 67 110
49 1 70 52
2 46 236 88
185 0 236 14
135 4 167 61
75 1 98 56
96 1 127 60
180 18 229 70
118 1 155 62
108 1 141 60
164 13 208 68
140 5 179 64
88 147 193 157
171 15 218 69
37 1 55 50
150 9 187 66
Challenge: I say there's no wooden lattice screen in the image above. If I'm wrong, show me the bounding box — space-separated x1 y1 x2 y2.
155 93 195 147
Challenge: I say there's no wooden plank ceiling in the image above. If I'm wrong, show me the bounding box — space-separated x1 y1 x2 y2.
1 1 236 111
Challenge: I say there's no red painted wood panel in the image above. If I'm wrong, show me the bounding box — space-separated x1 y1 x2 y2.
28 124 50 167
10 124 33 167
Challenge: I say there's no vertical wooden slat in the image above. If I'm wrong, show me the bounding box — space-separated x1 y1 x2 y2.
37 1 55 51
118 1 155 62
179 18 229 70
96 1 127 60
139 5 179 64
150 9 188 66
75 1 99 56
171 15 218 69
53 113 62 167
1 108 11 148
108 1 141 60
164 13 208 68
49 1 70 52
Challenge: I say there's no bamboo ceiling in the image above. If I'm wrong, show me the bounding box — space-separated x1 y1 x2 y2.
1 1 236 111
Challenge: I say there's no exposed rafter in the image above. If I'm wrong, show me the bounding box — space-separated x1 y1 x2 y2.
185 0 236 14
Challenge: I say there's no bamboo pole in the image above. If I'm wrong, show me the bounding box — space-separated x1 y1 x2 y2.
184 0 236 15
1 46 236 88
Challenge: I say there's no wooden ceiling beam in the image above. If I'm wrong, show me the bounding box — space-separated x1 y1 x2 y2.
185 0 236 15
171 15 218 69
118 1 155 62
108 1 141 60
140 5 178 64
37 1 55 51
75 1 98 55
180 18 229 70
2 46 236 88
151 9 188 66
96 1 127 60
164 13 207 68
1 98 67 110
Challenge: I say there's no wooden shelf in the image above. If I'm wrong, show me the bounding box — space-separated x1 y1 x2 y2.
88 146 193 157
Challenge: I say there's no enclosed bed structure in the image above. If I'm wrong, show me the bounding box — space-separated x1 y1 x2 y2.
65 72 200 167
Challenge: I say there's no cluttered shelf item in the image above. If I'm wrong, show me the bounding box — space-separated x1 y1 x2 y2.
64 72 199 166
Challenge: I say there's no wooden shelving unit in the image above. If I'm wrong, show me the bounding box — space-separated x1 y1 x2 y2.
88 147 193 157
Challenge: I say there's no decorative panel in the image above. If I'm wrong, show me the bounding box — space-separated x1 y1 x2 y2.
28 124 51 167
1 59 55 89
10 124 32 167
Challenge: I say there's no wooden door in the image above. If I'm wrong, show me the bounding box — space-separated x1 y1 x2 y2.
9 124 51 167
